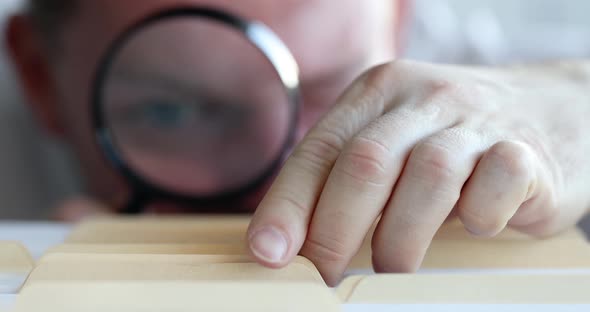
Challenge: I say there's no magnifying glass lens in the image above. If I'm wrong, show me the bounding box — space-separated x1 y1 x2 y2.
100 15 294 197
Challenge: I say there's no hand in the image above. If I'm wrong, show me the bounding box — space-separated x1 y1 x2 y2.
247 60 590 285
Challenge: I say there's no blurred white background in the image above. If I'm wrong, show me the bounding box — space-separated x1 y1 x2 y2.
0 0 588 232
404 0 590 64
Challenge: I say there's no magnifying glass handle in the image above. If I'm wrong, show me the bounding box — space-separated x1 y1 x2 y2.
121 192 148 214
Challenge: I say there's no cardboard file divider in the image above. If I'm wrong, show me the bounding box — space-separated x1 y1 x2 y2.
66 217 590 271
14 217 590 309
25 254 325 286
46 243 246 255
64 216 250 244
17 252 336 311
336 273 590 304
0 242 33 294
14 281 341 312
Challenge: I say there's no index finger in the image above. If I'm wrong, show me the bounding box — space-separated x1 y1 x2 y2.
246 64 401 268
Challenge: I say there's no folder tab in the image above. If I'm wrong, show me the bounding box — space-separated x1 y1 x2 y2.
46 243 246 256
15 281 341 312
25 254 324 286
338 274 590 303
0 242 33 294
65 216 250 244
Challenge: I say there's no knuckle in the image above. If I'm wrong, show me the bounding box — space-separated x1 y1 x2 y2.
512 198 561 238
486 141 534 181
338 137 391 186
459 207 506 237
531 194 560 225
382 59 417 74
509 191 559 231
361 60 410 96
420 78 490 111
364 62 399 86
293 130 344 173
408 140 455 185
429 79 481 99
271 190 310 220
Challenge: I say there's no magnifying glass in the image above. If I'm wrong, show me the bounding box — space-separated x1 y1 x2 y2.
91 7 300 214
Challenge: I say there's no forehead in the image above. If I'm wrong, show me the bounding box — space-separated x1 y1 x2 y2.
63 0 394 80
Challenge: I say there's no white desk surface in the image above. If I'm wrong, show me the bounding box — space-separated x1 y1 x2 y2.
0 222 71 259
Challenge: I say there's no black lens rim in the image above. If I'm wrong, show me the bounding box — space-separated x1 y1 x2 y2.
91 6 300 214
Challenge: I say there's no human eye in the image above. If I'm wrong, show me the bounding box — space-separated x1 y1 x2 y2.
131 98 196 130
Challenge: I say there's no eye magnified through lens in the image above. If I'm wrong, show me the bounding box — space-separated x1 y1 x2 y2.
92 7 300 213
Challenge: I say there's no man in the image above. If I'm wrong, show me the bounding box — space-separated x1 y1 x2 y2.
6 0 590 286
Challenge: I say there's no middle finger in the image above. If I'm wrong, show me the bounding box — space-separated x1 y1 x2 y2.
300 108 450 285
372 128 489 273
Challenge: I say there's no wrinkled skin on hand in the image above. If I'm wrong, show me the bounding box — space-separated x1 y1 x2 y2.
248 60 590 286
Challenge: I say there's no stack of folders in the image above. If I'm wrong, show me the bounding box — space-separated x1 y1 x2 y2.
1 216 589 311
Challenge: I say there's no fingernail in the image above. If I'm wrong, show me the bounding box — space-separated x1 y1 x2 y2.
249 226 288 263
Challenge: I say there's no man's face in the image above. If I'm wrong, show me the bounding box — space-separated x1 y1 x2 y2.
35 0 399 213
